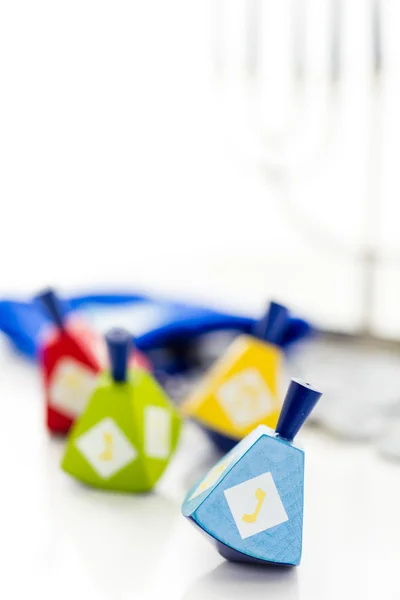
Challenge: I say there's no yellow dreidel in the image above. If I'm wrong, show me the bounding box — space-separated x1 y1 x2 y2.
181 302 289 452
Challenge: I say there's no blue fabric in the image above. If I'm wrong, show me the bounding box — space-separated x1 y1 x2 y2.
0 292 312 375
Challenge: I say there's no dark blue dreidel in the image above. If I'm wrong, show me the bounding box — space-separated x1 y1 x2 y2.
181 301 290 453
181 379 322 566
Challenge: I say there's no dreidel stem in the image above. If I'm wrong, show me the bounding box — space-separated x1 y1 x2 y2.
106 328 132 383
255 301 289 346
276 379 322 442
36 288 65 330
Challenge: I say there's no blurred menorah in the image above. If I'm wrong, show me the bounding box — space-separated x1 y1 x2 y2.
212 0 392 344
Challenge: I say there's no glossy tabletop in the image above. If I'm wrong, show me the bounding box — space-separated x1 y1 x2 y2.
1 338 400 600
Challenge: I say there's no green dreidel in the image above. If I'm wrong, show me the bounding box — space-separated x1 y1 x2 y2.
62 328 181 492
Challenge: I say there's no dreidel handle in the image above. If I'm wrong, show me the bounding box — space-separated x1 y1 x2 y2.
106 328 132 383
36 288 65 330
276 379 322 442
254 301 289 346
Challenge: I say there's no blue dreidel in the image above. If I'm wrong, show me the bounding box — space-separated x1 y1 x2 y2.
183 301 290 453
182 379 322 566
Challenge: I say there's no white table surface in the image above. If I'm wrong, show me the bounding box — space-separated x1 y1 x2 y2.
2 338 400 600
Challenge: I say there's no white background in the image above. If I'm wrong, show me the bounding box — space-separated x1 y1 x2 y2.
2 0 400 334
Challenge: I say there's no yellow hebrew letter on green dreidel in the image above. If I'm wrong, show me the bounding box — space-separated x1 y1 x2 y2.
99 432 113 461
